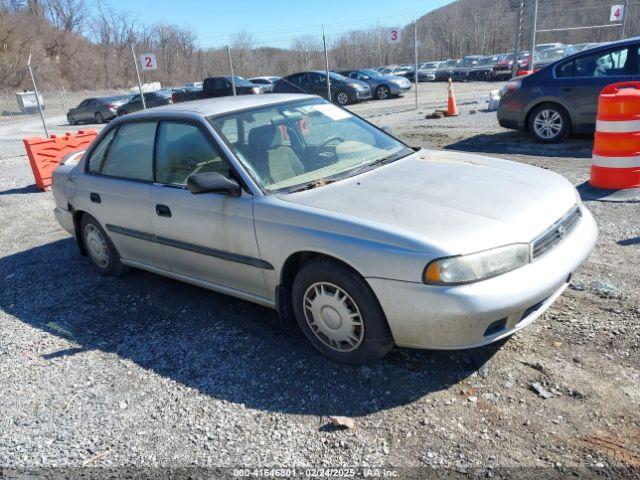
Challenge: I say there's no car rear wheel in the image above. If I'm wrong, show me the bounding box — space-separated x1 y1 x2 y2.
81 215 129 276
375 85 391 100
528 103 570 143
292 258 394 364
335 91 350 106
94 112 104 123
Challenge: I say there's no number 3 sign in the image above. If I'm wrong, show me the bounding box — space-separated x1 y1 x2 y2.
386 28 401 44
140 54 158 71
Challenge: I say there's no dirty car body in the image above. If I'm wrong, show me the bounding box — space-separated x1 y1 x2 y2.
52 94 597 363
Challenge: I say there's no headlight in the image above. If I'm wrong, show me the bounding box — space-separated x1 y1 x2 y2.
424 244 530 285
251 86 261 94
347 82 363 90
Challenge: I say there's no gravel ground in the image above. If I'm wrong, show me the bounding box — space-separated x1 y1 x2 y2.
0 95 639 477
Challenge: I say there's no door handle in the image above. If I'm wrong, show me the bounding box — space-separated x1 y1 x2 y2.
561 87 572 92
90 192 101 203
155 204 172 218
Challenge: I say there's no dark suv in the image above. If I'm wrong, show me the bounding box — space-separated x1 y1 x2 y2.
498 38 639 142
273 71 372 105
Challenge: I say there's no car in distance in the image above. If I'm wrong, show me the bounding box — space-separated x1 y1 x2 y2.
117 90 173 116
435 59 460 81
67 96 128 124
532 46 577 71
52 93 597 364
172 76 265 103
467 55 504 81
336 69 410 100
405 62 441 82
273 71 371 105
451 55 483 81
492 52 530 80
498 38 635 142
249 76 281 93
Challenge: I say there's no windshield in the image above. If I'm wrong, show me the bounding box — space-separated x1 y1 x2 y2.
326 71 348 81
538 48 567 62
231 76 254 87
209 99 412 193
421 62 439 69
360 69 381 77
478 57 495 65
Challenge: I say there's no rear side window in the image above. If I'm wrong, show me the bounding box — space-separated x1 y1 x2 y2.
558 47 630 77
101 122 156 181
87 128 116 174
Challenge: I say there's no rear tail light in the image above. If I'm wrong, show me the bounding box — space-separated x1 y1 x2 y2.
106 103 116 110
503 79 522 94
171 93 177 103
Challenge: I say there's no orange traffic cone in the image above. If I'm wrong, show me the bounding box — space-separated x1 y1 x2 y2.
447 78 459 116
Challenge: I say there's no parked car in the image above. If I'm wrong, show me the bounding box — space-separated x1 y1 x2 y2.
492 52 530 80
532 46 577 71
434 59 460 81
405 62 441 82
572 43 599 52
170 85 203 104
249 76 281 93
498 38 636 142
272 71 371 105
116 90 173 116
335 69 410 100
535 43 565 53
51 94 597 363
67 96 128 124
172 76 266 103
451 55 484 81
467 55 505 81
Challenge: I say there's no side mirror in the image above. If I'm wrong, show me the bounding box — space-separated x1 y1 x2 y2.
187 172 241 197
381 125 393 135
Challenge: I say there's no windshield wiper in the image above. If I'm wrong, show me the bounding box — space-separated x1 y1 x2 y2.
286 178 338 193
345 149 413 178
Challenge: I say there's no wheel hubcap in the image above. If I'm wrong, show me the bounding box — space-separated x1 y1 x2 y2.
84 224 109 268
303 282 364 352
337 93 348 105
377 87 389 99
533 109 562 139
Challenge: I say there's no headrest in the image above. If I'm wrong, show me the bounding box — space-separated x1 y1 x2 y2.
248 125 282 151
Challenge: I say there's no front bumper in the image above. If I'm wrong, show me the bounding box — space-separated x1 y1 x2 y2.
367 206 597 349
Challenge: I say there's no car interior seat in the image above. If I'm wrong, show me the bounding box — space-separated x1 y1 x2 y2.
248 124 304 185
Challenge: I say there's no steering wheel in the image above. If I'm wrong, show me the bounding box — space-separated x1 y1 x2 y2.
320 136 346 148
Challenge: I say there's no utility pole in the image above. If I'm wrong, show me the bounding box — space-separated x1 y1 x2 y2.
227 45 236 96
322 25 331 102
26 54 48 137
512 0 525 78
130 44 146 110
621 0 629 40
529 0 538 72
414 20 419 110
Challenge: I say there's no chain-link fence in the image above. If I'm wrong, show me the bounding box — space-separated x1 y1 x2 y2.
2 0 636 161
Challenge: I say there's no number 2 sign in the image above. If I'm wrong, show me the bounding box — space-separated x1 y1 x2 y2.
140 53 157 71
386 28 402 45
610 5 624 22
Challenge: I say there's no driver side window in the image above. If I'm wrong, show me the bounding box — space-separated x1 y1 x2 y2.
155 121 230 186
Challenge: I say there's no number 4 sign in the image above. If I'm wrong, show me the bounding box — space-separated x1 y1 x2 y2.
386 28 401 44
140 53 157 71
610 5 624 22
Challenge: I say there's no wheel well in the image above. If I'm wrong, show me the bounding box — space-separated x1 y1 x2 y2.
525 101 572 133
276 251 361 323
72 209 87 256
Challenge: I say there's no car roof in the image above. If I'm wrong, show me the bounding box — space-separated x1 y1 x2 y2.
123 93 317 119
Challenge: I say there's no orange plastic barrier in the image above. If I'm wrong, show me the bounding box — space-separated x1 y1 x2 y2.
447 79 458 117
23 130 98 191
591 82 640 190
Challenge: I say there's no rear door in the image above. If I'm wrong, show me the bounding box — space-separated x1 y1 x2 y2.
148 120 267 297
79 121 168 269
554 45 637 130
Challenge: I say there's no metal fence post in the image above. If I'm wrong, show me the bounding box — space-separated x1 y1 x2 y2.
322 26 331 103
529 0 538 72
227 45 237 96
512 0 525 78
622 0 629 40
27 54 49 138
414 20 419 110
59 88 68 115
131 44 146 110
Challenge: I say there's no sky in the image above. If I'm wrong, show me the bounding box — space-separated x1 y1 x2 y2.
106 0 453 48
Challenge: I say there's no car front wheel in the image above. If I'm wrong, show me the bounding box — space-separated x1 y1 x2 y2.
528 103 570 143
334 91 350 106
81 214 129 276
292 258 394 364
375 85 391 100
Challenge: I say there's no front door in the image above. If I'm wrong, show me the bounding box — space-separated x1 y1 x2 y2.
148 120 268 298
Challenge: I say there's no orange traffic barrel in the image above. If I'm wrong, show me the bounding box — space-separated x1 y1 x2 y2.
591 82 640 190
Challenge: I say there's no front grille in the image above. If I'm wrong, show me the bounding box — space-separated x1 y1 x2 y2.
531 205 581 259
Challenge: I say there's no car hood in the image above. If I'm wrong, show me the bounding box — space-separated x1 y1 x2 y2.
382 75 409 82
277 149 577 255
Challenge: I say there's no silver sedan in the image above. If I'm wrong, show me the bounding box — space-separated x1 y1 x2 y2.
52 94 597 364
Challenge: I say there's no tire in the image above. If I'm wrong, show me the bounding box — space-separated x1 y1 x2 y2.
80 214 129 277
375 85 391 100
334 91 350 106
528 103 571 143
117 109 127 117
291 258 394 364
94 112 104 124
